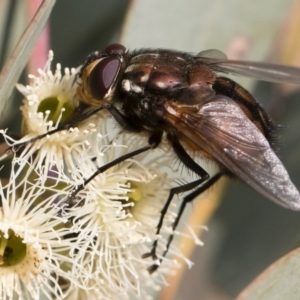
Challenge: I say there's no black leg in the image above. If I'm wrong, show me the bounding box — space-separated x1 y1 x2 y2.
105 104 141 132
142 177 209 259
168 134 209 178
7 104 109 153
7 101 138 153
148 171 224 274
142 135 210 266
67 130 163 203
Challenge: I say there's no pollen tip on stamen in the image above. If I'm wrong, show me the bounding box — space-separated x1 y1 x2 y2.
48 50 54 58
195 240 204 246
154 285 162 292
1 153 9 159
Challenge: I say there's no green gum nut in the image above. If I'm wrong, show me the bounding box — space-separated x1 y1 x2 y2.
0 230 27 267
38 95 74 124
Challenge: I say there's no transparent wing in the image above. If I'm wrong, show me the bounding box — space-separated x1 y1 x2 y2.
196 50 300 84
197 49 228 60
164 95 300 210
0 0 56 117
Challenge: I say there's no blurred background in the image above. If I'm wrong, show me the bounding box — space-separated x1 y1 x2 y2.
0 1 300 299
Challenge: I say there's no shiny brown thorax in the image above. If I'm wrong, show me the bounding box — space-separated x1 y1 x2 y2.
114 49 275 153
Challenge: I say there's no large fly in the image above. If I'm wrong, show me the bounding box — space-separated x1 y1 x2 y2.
9 43 300 272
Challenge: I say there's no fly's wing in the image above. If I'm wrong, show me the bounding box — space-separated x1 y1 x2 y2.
164 94 300 210
196 50 300 84
211 60 300 84
198 49 228 60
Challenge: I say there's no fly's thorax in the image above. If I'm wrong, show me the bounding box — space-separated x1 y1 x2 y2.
119 50 218 132
121 50 191 97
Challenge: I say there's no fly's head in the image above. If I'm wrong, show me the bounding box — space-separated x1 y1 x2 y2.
77 43 127 107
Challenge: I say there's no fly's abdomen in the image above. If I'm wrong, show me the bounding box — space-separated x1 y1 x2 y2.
213 77 277 146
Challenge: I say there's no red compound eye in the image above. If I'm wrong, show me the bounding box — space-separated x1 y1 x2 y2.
104 43 126 56
88 56 120 100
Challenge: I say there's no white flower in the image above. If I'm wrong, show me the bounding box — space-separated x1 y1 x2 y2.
0 50 201 299
65 284 100 300
0 163 81 300
0 50 101 181
65 132 191 299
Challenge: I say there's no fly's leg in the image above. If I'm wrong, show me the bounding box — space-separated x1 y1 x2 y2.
7 100 141 154
68 102 155 197
66 103 156 201
67 127 163 205
142 177 209 270
162 172 224 265
147 171 224 274
6 104 108 154
142 134 210 269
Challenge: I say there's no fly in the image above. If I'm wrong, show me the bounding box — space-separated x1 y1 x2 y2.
10 43 300 272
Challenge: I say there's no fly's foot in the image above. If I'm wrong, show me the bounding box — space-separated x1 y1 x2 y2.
67 186 85 208
147 263 160 274
59 186 84 218
142 242 162 273
141 243 158 261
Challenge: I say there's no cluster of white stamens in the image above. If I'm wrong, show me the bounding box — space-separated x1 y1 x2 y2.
0 51 198 299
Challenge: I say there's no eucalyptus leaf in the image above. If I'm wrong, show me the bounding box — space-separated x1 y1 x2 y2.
236 247 300 300
0 0 56 119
